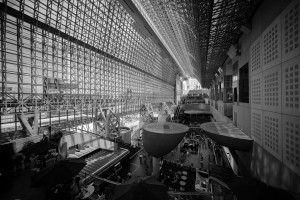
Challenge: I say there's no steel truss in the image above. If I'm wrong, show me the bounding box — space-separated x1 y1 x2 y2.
204 0 255 87
140 101 175 123
0 0 177 142
134 0 256 88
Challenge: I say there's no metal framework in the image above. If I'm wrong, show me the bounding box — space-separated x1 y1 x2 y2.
134 0 256 88
0 0 258 142
204 0 255 87
140 103 154 122
0 0 177 142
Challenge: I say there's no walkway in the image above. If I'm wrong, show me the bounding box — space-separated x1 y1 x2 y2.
126 135 215 179
164 138 214 171
129 148 153 177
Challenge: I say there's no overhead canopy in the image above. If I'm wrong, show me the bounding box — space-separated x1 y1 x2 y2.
200 122 253 151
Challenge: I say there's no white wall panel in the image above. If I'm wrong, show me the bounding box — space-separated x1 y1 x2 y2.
63 135 74 149
92 136 100 148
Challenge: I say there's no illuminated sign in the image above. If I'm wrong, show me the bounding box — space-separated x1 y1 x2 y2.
233 75 238 82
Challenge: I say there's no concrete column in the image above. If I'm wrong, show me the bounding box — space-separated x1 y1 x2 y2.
152 157 160 179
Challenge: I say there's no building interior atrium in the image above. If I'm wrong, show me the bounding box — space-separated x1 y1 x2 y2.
0 0 300 199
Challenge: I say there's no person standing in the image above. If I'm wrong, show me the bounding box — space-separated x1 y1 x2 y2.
42 133 48 141
70 177 85 200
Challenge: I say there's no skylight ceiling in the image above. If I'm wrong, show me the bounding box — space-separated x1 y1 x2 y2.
134 0 256 88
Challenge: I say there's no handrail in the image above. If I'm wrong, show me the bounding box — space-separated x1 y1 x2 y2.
208 177 230 190
85 174 236 199
168 191 231 196
88 174 121 185
88 175 231 198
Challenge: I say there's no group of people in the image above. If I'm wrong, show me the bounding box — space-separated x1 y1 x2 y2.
164 129 223 171
48 176 87 200
11 149 59 175
180 133 203 156
139 152 153 176
159 160 192 192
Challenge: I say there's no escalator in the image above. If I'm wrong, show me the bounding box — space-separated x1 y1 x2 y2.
78 148 129 183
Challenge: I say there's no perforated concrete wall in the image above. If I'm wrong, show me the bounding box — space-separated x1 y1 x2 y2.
263 111 282 161
250 0 300 176
282 115 300 175
282 56 300 116
281 1 300 62
251 73 262 109
262 16 282 71
250 36 262 75
262 64 282 113
251 109 263 145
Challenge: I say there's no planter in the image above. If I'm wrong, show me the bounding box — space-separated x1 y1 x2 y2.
142 122 189 157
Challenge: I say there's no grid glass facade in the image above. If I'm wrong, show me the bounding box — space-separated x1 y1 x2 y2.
0 0 177 135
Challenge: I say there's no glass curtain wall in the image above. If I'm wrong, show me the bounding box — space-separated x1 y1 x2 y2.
0 0 177 136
